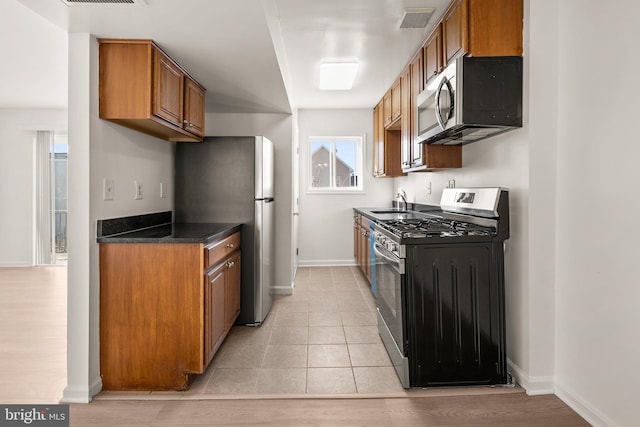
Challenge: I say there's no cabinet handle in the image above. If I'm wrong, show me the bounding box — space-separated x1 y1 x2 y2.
226 243 235 249
227 261 235 268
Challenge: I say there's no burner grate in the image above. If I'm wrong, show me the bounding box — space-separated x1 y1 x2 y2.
379 217 495 239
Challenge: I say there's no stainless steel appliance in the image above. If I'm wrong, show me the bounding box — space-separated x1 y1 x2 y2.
416 56 523 145
175 136 275 325
375 187 509 388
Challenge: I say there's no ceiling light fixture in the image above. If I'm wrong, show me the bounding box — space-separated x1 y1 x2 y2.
319 62 359 91
398 8 435 29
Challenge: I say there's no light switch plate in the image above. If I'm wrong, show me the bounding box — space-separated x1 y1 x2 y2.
134 181 143 200
103 178 114 201
160 181 167 199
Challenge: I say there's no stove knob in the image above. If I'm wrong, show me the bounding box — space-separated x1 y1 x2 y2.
386 241 396 252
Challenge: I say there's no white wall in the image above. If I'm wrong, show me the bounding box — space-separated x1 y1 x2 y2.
205 112 295 291
297 109 394 265
64 34 175 402
553 1 640 426
0 109 67 266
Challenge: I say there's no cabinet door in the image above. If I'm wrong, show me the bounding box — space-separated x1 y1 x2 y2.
373 103 384 176
153 48 184 127
390 78 402 121
204 263 226 366
184 77 205 138
353 224 362 265
358 227 366 275
224 252 241 331
363 228 371 282
383 90 392 127
443 0 468 66
423 25 443 85
409 51 425 168
400 66 412 170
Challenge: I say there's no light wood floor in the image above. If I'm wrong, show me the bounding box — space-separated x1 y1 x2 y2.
70 393 590 426
0 266 67 403
0 266 590 426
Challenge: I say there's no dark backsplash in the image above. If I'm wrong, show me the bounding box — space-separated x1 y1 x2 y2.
97 211 172 238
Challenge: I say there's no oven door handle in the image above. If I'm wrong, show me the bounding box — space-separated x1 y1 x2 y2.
374 243 404 274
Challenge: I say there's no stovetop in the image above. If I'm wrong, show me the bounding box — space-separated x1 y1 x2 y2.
378 217 496 241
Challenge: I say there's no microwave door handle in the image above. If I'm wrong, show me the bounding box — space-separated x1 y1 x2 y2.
435 77 447 129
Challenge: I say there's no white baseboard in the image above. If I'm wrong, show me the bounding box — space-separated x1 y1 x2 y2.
507 358 554 395
61 376 102 403
555 381 621 427
298 259 357 267
0 262 32 267
274 283 294 295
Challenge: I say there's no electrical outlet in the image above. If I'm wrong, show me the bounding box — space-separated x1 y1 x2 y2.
426 181 432 195
134 181 143 200
103 178 114 201
160 181 167 199
448 179 456 189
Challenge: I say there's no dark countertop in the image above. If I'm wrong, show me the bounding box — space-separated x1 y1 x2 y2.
97 221 241 244
96 211 241 244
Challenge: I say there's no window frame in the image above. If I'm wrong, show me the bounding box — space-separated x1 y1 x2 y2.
306 135 365 194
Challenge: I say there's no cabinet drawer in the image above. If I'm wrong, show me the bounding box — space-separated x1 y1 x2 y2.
205 232 241 270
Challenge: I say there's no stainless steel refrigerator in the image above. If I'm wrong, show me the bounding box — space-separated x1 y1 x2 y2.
174 136 275 325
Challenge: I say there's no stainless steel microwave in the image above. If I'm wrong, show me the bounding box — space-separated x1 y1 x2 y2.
416 56 523 145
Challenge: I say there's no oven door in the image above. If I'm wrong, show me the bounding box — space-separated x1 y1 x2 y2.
374 241 405 354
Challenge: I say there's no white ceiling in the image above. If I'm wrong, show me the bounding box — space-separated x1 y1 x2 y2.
4 0 450 113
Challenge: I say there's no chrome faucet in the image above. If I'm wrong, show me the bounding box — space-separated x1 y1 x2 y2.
396 188 407 211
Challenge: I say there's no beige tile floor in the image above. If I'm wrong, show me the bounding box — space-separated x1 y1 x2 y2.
183 265 405 396
0 265 524 404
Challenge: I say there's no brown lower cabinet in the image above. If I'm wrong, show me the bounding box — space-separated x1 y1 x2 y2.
204 250 241 366
353 212 372 284
99 232 241 391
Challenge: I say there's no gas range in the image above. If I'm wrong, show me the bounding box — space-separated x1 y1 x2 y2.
374 187 511 389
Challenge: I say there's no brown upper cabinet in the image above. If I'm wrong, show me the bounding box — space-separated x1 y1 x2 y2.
383 77 402 129
99 39 206 142
184 77 206 138
374 99 404 178
442 0 523 66
423 24 443 86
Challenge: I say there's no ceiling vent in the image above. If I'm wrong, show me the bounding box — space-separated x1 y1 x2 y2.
59 0 147 6
398 8 435 29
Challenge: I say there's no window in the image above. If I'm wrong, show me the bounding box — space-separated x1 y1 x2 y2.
308 136 363 192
